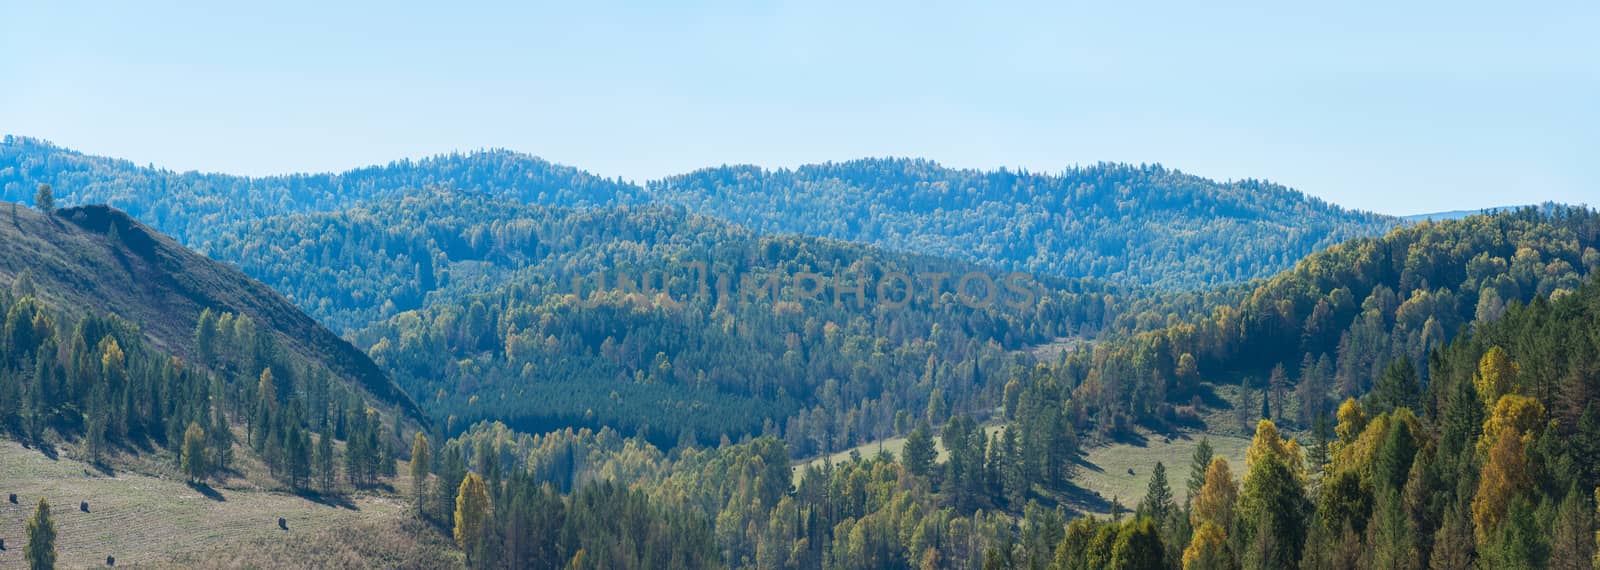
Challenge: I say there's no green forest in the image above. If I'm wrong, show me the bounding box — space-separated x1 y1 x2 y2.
0 140 1596 569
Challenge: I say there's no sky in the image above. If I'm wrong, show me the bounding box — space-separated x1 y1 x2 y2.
1 0 1595 215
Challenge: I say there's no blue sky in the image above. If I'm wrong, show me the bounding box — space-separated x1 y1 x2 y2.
2 0 1594 215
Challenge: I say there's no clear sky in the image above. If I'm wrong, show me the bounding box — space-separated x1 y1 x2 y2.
2 0 1595 215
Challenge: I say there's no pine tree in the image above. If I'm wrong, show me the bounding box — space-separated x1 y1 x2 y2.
25 498 56 570
1187 437 1214 503
1139 461 1174 523
1549 485 1594 570
1372 358 1421 414
455 471 493 566
315 428 336 493
903 422 936 478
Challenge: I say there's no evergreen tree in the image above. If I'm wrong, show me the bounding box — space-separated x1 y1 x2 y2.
1549 485 1595 570
1138 461 1174 523
1187 437 1215 503
903 422 936 478
25 498 56 570
315 428 336 493
1372 358 1421 414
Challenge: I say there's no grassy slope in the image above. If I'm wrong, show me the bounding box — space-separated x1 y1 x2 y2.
0 203 423 424
794 426 1251 514
1072 433 1251 511
0 440 448 568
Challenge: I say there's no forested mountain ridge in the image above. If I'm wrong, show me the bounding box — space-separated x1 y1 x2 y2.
651 159 1400 288
1051 205 1600 440
0 136 645 244
205 190 1201 451
3 136 1397 290
0 201 423 423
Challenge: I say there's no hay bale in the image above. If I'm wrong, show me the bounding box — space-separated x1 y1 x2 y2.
278 517 287 530
80 501 90 513
107 555 116 566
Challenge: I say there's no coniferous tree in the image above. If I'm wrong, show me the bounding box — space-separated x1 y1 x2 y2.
903 422 936 478
25 498 56 570
1187 437 1215 503
1139 461 1174 523
315 428 336 493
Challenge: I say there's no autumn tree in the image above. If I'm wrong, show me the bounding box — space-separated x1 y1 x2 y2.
1472 425 1532 549
1182 522 1236 570
454 471 493 566
1191 458 1238 534
1474 346 1519 406
411 432 432 514
181 422 208 481
1239 420 1308 569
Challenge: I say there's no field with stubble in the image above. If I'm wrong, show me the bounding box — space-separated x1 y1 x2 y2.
0 440 454 569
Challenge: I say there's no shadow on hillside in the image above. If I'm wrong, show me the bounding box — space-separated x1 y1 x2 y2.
1193 384 1232 410
296 489 358 511
1054 482 1115 517
187 481 226 502
21 440 59 460
88 461 116 477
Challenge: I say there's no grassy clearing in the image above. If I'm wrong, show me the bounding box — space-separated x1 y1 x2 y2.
1071 432 1251 513
792 423 1006 485
0 440 417 568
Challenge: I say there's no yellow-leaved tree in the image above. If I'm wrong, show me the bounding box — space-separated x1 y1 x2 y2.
454 471 493 565
1474 346 1520 406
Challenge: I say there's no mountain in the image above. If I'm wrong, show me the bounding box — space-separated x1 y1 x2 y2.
651 159 1400 288
200 190 1188 450
0 202 423 423
0 136 645 244
1051 205 1600 439
3 137 1397 293
1401 205 1527 222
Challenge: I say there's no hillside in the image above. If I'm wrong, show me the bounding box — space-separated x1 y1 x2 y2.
1046 205 1600 441
0 202 421 423
206 191 1177 451
0 136 645 244
651 160 1400 288
3 138 1398 292
0 439 453 568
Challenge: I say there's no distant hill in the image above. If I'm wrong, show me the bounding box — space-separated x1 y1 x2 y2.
0 136 645 244
651 159 1401 288
1401 205 1527 222
0 202 422 423
3 137 1397 291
